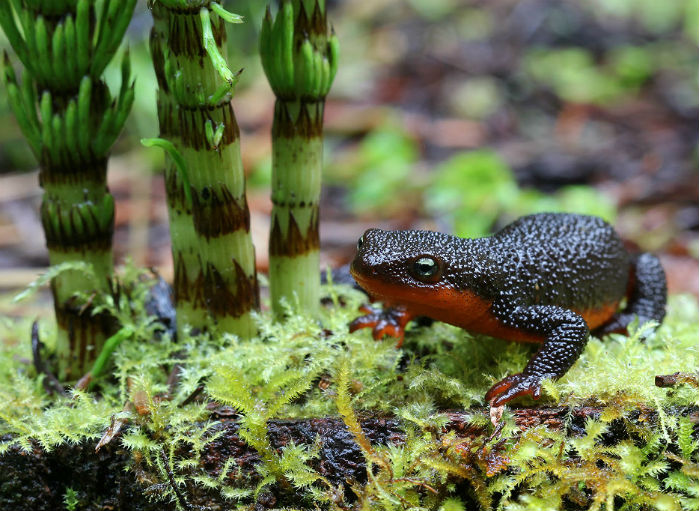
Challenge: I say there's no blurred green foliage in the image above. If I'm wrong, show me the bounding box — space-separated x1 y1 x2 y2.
426 150 517 236
449 77 504 120
587 0 697 36
343 126 419 214
0 0 696 247
321 0 694 237
426 150 616 238
524 41 696 106
525 47 647 105
333 123 615 237
406 0 459 21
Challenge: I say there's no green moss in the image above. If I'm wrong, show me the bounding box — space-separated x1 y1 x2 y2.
63 487 79 511
0 267 697 509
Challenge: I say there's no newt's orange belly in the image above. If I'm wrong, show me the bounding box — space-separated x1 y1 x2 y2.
574 301 620 330
354 275 619 343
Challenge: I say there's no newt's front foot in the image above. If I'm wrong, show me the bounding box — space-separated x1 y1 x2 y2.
485 373 549 407
348 304 414 348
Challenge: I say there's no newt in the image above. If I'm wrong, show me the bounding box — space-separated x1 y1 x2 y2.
348 213 667 406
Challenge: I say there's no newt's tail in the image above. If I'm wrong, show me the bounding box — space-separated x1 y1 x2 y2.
595 253 667 335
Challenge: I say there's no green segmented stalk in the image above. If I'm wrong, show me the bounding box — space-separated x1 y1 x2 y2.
260 0 338 317
149 1 259 338
149 7 208 336
1 0 136 381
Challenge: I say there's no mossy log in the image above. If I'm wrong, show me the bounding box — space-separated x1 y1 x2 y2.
1 405 695 511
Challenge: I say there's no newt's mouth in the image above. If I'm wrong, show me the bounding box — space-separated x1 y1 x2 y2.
349 259 374 291
349 263 417 306
349 258 393 300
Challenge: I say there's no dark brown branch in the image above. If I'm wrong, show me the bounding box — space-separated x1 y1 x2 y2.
160 445 193 511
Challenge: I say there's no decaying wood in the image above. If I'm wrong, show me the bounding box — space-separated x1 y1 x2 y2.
0 406 696 511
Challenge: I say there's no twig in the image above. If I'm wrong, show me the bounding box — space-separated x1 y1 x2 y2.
31 320 65 396
179 383 205 408
391 478 438 494
655 372 698 388
167 363 182 398
160 445 192 511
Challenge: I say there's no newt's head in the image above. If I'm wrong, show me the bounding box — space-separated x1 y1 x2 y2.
350 228 461 307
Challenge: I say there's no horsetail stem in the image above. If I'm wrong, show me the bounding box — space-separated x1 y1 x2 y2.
260 0 338 317
0 0 136 380
149 1 259 337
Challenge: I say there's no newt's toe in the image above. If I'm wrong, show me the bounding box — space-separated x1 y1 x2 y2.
348 314 379 333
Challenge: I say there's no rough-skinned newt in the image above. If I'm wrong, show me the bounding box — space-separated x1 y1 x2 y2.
348 213 667 406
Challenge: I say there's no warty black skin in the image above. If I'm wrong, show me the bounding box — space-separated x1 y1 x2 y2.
350 213 667 406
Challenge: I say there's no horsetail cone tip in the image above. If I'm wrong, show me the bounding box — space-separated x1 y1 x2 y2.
260 0 338 100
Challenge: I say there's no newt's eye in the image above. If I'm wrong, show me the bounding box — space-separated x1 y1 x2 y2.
412 257 439 279
357 236 364 250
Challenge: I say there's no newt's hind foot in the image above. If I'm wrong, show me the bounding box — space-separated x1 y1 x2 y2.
596 253 667 337
349 304 414 348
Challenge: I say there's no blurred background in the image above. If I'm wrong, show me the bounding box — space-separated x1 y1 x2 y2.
0 0 697 297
